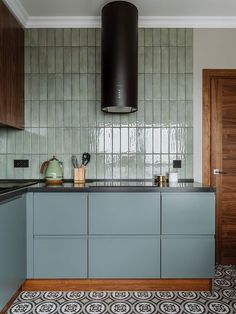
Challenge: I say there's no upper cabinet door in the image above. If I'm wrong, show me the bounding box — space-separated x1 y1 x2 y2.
89 193 160 235
0 0 24 129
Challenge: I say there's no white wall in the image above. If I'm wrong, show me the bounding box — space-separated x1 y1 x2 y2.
193 29 236 182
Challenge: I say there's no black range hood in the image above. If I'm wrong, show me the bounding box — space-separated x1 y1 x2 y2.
101 1 138 113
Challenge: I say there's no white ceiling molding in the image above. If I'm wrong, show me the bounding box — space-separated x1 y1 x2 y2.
140 16 236 28
25 16 236 28
3 0 28 27
26 16 101 28
2 2 236 29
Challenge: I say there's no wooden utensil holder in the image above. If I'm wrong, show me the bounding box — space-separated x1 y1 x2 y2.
74 166 86 183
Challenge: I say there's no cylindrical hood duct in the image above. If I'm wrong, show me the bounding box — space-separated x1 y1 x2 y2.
101 1 138 113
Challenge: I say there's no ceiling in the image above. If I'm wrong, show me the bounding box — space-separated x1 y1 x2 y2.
18 0 236 17
3 0 236 28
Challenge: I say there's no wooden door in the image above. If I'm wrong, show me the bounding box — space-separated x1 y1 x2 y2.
203 70 236 264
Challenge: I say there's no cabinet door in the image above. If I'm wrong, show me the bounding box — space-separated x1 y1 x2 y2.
89 236 160 278
0 195 26 311
162 193 215 235
34 237 87 278
34 193 87 235
89 193 160 235
161 237 215 278
0 1 24 129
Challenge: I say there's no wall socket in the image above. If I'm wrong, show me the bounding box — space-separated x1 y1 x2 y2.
14 159 29 168
173 160 182 169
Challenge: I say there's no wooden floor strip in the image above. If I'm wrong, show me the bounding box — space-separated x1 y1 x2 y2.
1 286 22 314
23 279 212 291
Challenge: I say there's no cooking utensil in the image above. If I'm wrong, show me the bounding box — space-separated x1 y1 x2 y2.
82 152 90 166
72 155 78 168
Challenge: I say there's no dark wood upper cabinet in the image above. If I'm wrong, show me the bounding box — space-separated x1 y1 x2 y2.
0 0 24 129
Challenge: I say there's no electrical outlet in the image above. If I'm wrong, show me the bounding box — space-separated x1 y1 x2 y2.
14 159 29 168
173 160 182 169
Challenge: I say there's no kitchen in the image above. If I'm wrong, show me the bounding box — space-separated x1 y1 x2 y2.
0 0 236 313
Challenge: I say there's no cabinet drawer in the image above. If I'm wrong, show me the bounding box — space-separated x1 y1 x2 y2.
34 193 87 235
162 193 215 235
161 237 215 278
34 237 87 278
89 193 160 235
89 236 160 278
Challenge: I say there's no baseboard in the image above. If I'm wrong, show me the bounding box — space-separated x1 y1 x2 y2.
23 278 212 291
1 286 22 314
221 257 236 264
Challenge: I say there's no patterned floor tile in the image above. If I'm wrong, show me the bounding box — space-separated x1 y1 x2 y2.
7 265 236 314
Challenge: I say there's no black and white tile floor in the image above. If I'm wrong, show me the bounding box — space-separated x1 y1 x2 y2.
8 265 236 314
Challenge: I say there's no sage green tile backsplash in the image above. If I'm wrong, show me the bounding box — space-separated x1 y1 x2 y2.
0 28 193 179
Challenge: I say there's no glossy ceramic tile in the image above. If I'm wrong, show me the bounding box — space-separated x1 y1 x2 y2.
0 28 193 179
95 28 101 47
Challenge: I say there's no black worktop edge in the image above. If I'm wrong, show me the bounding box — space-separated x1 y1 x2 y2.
27 186 215 193
0 186 29 202
0 178 194 183
0 179 215 202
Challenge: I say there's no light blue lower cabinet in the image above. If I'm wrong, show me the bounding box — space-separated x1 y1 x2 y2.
89 193 160 235
0 195 26 311
161 236 215 278
34 193 87 235
89 236 160 278
27 191 215 281
162 193 215 235
34 237 87 278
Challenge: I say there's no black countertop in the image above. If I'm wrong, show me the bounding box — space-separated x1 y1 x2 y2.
27 180 215 193
0 180 215 202
0 181 38 202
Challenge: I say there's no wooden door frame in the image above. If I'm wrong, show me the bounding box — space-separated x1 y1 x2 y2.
203 69 236 263
203 69 236 184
